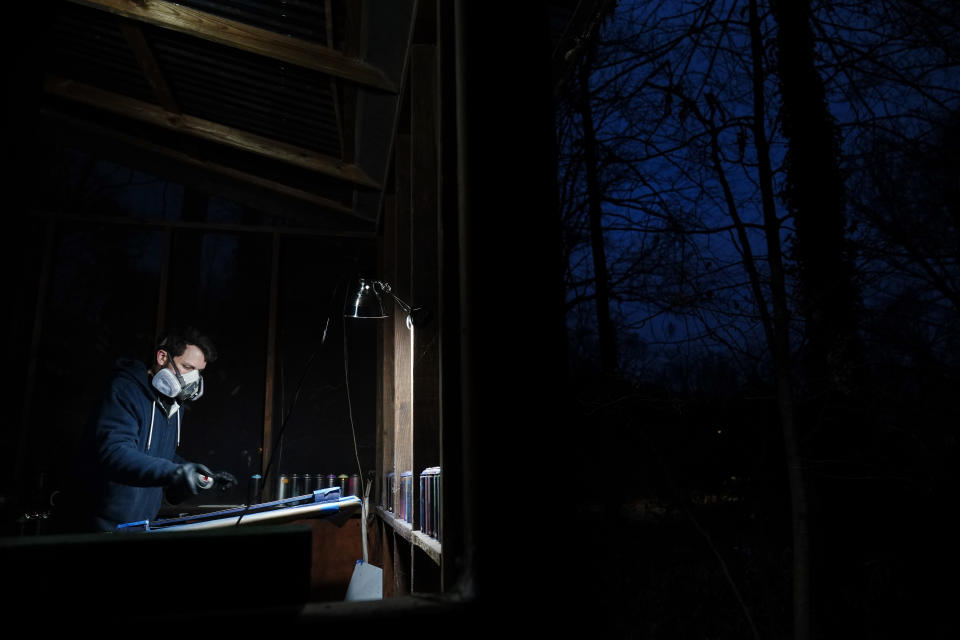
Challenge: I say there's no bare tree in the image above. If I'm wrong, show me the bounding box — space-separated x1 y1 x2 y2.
574 14 620 374
557 0 960 636
770 0 863 405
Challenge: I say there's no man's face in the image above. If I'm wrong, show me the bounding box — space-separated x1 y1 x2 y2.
159 344 207 375
173 344 207 375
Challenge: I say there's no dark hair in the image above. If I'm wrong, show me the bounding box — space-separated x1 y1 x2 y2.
156 327 218 364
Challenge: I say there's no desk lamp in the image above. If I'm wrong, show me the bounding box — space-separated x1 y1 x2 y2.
344 278 430 328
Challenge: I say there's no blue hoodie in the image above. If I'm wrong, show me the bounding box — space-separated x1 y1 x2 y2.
69 358 187 531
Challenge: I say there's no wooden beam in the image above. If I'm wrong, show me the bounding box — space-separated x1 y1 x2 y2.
66 0 397 93
30 210 376 239
339 0 363 164
39 107 363 219
45 75 381 190
120 21 180 113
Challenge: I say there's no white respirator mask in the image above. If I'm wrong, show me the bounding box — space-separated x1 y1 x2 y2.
152 357 204 403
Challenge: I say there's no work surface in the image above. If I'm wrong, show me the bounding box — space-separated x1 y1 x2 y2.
120 487 362 531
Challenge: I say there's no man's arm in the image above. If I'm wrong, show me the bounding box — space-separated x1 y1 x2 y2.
93 382 179 487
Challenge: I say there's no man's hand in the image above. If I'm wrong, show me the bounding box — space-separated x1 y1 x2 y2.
168 462 214 497
212 471 238 492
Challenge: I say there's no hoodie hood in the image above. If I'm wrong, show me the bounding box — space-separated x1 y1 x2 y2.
114 357 155 397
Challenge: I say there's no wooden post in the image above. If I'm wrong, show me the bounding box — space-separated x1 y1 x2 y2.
379 195 397 511
410 43 441 539
393 133 413 517
436 0 462 593
452 0 566 621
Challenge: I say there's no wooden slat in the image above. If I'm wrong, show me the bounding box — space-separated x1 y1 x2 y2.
45 75 381 190
120 21 180 113
67 0 397 93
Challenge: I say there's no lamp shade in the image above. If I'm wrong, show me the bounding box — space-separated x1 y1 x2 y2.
345 278 387 319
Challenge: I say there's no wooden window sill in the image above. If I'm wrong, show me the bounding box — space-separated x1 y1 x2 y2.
376 506 441 565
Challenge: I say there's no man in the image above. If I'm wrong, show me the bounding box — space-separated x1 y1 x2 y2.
59 327 236 532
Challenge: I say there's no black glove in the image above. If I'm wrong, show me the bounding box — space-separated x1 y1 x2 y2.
212 471 238 492
167 462 214 503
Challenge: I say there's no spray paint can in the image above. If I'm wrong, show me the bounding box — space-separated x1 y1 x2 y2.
419 467 440 537
400 471 413 522
326 473 337 488
248 474 262 505
291 473 304 496
197 473 213 490
385 472 395 511
419 470 426 532
434 467 441 540
278 474 291 499
348 473 361 497
432 467 440 536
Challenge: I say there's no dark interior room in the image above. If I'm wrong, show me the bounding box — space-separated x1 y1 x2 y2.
2 0 578 634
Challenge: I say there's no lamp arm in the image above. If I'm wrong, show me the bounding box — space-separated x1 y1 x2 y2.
373 280 414 314
387 291 413 314
367 279 430 328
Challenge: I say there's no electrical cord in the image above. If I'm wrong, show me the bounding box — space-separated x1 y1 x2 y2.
342 288 370 562
342 289 365 500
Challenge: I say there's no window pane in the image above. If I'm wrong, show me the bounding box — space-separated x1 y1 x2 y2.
33 223 162 502
273 236 379 497
165 230 271 506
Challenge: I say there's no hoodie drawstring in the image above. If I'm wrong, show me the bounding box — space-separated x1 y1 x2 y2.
147 401 156 451
147 400 181 450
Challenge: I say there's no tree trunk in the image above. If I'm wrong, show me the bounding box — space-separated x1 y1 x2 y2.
577 40 618 374
750 3 811 639
769 0 862 400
